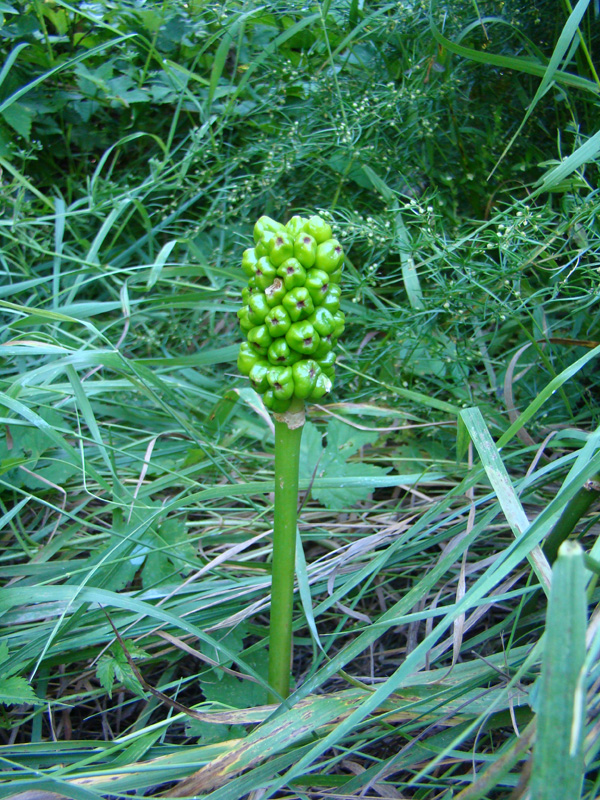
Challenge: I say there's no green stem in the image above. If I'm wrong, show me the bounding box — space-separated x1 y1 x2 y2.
268 398 304 701
543 475 600 564
32 0 54 66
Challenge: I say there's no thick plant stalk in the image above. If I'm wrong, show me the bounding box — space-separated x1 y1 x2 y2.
268 399 304 701
543 474 600 563
235 213 345 700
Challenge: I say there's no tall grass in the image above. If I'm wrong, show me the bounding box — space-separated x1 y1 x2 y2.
1 0 599 797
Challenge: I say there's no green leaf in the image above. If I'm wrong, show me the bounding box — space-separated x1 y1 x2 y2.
40 5 70 35
113 661 147 699
161 518 194 558
460 406 552 589
530 541 587 800
118 640 150 661
322 418 377 458
0 642 31 680
362 164 395 202
349 0 361 29
208 19 240 109
396 213 424 311
0 43 29 92
456 414 470 462
300 419 324 466
487 0 594 176
535 127 600 192
96 654 116 698
97 641 149 700
201 651 269 708
135 8 164 34
146 240 178 289
327 154 373 189
83 505 156 591
319 460 390 508
201 625 248 673
141 550 174 589
1 102 33 139
20 458 79 490
2 411 57 461
0 34 136 115
300 419 389 509
205 390 239 435
184 718 242 743
108 75 149 105
428 2 598 95
0 676 41 706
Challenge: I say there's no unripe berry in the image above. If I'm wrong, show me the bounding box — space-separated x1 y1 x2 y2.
238 214 345 412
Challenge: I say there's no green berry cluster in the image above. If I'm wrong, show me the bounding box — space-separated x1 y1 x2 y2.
237 214 345 413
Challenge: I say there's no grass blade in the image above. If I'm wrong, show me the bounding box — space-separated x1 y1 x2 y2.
489 0 593 175
530 541 587 800
0 35 137 114
0 42 29 91
461 406 551 589
535 127 600 191
429 4 599 94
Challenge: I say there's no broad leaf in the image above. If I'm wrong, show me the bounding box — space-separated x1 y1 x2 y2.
0 676 41 706
201 650 269 709
300 419 389 509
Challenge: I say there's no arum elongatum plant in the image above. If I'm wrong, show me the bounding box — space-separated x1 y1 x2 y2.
237 213 345 699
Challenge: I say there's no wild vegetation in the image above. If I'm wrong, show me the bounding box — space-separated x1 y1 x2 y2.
1 1 599 798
